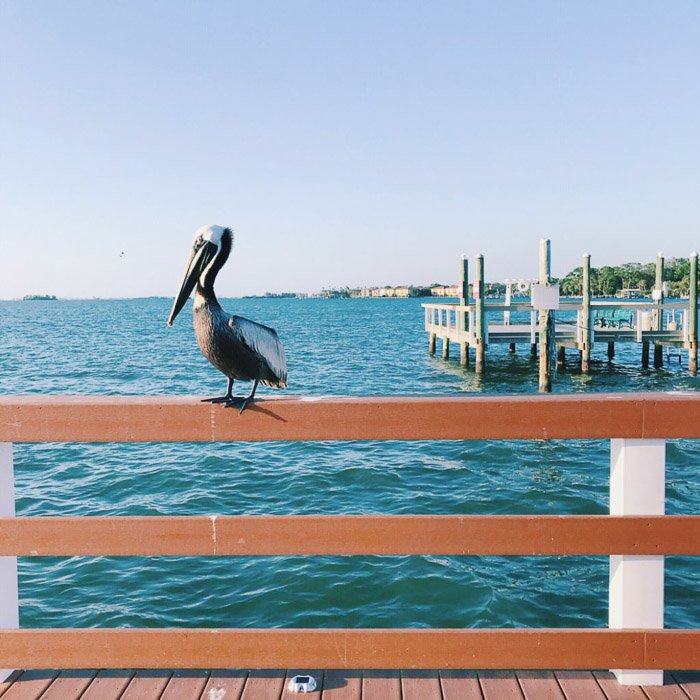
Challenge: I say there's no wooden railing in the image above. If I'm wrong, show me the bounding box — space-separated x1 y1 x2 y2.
0 394 699 686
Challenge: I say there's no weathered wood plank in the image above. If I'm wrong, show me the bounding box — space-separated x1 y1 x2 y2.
642 674 691 699
199 670 247 699
0 670 58 700
672 671 700 700
480 670 524 699
517 670 565 699
38 670 97 699
160 669 209 699
239 669 285 699
2 515 697 557
0 629 698 670
554 671 605 700
120 669 172 700
439 670 482 700
592 671 647 698
1 393 700 441
320 670 361 699
362 670 400 700
0 671 21 699
401 670 442 700
79 669 135 700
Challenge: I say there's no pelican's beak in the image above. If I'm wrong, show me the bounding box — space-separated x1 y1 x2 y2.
167 240 218 325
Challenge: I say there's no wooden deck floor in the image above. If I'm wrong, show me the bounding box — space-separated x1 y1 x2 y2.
0 669 698 699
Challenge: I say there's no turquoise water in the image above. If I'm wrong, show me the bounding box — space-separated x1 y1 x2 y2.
1 297 698 630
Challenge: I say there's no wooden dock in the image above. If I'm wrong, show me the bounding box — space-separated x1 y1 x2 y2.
0 395 698 691
424 299 695 352
424 245 699 388
1 668 699 699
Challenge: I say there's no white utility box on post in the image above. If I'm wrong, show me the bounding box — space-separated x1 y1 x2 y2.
531 283 560 310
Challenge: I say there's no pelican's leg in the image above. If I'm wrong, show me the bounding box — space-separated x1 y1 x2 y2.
201 377 235 403
226 379 259 413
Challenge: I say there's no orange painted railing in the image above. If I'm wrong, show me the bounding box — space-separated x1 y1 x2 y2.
0 394 698 682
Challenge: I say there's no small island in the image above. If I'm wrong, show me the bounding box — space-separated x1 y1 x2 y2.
22 294 57 301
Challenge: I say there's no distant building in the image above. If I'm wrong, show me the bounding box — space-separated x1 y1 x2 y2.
617 288 644 299
355 284 451 298
430 285 460 297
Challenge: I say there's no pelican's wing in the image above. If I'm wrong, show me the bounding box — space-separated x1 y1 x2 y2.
228 315 287 386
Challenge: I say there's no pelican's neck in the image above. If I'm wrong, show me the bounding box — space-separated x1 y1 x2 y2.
196 232 231 308
194 284 221 312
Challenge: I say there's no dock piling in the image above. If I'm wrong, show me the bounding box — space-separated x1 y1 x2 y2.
460 342 470 367
689 252 698 375
557 345 566 368
538 240 554 392
460 254 469 336
608 342 615 360
458 256 470 368
642 341 650 369
428 333 436 356
653 253 664 368
581 253 592 373
442 337 450 360
475 254 486 373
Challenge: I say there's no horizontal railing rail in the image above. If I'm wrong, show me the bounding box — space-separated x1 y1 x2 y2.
1 515 698 556
0 394 698 684
0 629 697 671
1 393 700 441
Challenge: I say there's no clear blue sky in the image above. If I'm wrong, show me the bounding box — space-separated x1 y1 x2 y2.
1 1 698 298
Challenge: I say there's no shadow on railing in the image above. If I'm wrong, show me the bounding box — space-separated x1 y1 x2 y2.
0 393 698 686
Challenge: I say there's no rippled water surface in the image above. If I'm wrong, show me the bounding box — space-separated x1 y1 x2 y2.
1 297 698 629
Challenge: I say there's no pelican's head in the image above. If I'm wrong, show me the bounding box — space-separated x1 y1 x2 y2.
167 225 234 326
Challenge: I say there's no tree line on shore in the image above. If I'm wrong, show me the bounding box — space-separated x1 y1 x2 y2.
557 258 692 297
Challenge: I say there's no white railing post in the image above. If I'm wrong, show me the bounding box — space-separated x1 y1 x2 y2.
609 438 665 686
1 443 19 682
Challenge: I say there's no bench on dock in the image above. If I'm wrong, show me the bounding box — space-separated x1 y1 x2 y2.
0 394 698 692
593 309 634 329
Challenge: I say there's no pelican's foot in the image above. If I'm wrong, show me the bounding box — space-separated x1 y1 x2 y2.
201 395 233 404
224 396 254 414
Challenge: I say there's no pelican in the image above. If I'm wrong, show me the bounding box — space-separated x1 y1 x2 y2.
167 225 287 412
